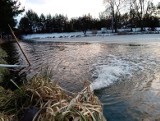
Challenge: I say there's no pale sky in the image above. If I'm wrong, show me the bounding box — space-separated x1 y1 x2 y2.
19 0 105 18
19 0 159 19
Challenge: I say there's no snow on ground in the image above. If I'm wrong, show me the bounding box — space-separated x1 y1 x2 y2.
23 33 160 44
22 28 160 43
22 32 85 40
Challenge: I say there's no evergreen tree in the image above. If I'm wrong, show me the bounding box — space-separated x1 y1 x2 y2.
0 0 24 33
19 10 40 33
18 17 31 34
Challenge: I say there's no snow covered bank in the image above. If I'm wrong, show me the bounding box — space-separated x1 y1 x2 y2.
22 32 85 40
22 29 160 41
23 34 160 43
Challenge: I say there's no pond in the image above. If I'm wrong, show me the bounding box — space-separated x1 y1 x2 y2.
10 34 160 120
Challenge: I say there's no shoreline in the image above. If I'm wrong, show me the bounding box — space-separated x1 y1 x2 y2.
0 39 107 121
23 34 160 44
22 30 160 40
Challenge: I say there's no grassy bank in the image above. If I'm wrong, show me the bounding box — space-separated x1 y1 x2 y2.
0 47 9 82
0 75 106 121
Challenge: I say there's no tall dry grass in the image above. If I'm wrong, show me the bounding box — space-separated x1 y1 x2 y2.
0 75 106 121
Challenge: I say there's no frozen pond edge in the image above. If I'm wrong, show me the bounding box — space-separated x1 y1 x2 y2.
23 34 160 44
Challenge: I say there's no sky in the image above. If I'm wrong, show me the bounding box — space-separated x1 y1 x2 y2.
19 0 105 19
18 0 159 20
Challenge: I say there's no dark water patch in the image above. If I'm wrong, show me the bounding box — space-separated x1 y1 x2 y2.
128 44 142 46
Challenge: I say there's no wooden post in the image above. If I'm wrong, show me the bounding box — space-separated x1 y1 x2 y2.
8 25 31 66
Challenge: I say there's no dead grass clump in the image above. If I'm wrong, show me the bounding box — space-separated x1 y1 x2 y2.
0 76 106 121
0 48 9 82
25 76 71 103
0 113 15 121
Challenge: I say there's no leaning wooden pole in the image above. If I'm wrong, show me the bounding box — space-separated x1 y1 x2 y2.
8 24 31 66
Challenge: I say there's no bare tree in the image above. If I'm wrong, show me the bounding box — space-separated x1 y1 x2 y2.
128 0 137 31
133 0 152 31
103 0 126 32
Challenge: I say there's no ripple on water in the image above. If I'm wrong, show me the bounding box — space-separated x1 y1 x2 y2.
16 41 160 121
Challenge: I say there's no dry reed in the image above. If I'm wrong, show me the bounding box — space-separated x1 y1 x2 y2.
0 75 106 121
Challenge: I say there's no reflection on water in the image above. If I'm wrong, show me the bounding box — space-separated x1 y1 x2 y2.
19 42 103 92
16 41 160 121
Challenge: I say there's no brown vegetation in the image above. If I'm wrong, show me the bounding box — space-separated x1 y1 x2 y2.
0 75 106 121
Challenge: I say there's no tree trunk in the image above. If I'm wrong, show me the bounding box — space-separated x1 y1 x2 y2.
114 15 118 33
140 18 144 31
114 21 118 33
130 18 133 32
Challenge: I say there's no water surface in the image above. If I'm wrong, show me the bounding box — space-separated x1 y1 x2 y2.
14 35 160 121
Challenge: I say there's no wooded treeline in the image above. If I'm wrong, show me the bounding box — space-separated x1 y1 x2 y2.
0 0 24 33
18 12 103 34
0 0 160 35
103 0 160 32
18 0 160 34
